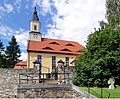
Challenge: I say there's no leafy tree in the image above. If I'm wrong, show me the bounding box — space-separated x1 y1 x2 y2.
0 40 6 68
6 36 21 68
106 0 120 26
0 40 4 54
73 25 120 87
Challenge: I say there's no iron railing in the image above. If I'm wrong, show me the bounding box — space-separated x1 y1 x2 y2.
19 72 71 85
80 82 111 98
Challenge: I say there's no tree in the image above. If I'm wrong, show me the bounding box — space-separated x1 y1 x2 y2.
106 0 120 26
73 25 120 87
0 40 6 68
6 36 21 68
0 40 4 54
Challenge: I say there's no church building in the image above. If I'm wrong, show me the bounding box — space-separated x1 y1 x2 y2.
14 7 85 73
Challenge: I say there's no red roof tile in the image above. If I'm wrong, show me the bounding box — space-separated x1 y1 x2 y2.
27 38 85 55
14 61 27 69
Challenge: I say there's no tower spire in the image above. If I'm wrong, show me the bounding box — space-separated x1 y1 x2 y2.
30 6 41 41
32 6 39 21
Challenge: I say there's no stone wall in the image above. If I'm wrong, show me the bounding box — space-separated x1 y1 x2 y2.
0 69 19 98
0 68 97 98
0 69 29 98
71 82 97 98
17 86 83 98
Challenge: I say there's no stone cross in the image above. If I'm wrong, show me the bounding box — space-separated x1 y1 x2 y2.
108 78 115 89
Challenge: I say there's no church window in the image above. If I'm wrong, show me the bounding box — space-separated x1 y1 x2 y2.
52 56 56 72
34 25 37 30
65 57 69 66
37 55 42 63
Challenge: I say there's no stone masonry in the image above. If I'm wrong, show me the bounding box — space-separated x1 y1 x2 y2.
17 85 83 98
0 69 19 98
0 69 96 98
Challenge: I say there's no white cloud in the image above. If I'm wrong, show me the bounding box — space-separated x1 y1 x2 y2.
25 3 29 9
0 25 28 61
41 0 106 46
15 28 29 61
19 52 27 61
0 4 13 13
15 28 29 49
0 24 29 49
0 4 14 18
33 0 53 15
0 6 5 12
0 25 14 38
4 4 13 13
40 0 52 14
14 0 21 12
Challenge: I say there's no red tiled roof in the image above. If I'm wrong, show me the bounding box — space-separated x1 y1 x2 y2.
14 61 27 69
27 38 85 55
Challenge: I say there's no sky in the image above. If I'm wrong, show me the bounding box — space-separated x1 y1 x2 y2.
0 0 106 61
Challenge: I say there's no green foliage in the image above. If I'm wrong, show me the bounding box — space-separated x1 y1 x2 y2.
106 0 120 27
0 40 6 68
5 36 21 68
0 40 4 52
73 25 120 87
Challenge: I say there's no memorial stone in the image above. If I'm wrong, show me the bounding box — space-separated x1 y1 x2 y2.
108 78 115 89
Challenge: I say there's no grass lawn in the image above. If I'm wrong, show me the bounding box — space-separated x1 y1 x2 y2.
81 86 120 98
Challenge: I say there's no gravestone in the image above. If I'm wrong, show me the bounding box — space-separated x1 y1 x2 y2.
108 78 115 89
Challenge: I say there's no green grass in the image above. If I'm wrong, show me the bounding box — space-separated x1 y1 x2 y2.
81 87 120 98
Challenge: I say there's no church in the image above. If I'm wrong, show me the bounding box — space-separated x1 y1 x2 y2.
14 7 85 73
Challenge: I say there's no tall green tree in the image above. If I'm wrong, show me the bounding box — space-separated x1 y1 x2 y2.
106 0 120 26
73 25 120 87
0 40 6 68
0 40 4 54
6 36 21 68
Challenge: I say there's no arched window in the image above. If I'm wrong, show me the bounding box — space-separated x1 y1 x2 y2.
34 25 37 30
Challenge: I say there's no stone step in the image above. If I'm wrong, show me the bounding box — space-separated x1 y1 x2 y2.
18 83 72 91
17 84 83 98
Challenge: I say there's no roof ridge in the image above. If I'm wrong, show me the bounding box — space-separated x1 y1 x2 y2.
42 38 80 43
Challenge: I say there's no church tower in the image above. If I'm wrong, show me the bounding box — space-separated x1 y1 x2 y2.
29 6 42 41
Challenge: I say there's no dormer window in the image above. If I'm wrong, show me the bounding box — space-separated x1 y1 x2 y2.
78 50 82 52
66 43 74 46
61 48 71 52
34 25 37 30
43 47 53 50
49 42 59 45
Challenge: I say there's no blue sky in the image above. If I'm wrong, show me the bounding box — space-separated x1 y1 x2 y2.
0 0 106 60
